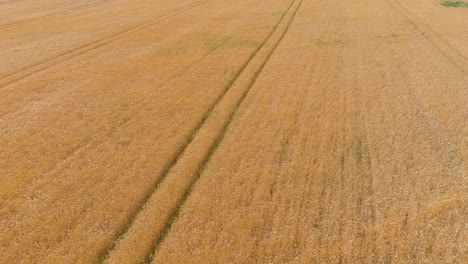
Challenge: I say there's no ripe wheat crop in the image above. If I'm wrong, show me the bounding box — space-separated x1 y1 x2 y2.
1 0 467 263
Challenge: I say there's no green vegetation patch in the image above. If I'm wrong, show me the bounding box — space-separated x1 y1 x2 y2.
441 1 468 8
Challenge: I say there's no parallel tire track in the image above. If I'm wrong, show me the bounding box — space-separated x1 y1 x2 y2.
0 0 211 90
387 0 468 74
0 0 113 31
148 0 304 259
99 0 304 263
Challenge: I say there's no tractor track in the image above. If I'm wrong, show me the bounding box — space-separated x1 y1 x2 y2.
148 0 304 260
0 0 115 31
95 0 304 263
0 0 212 90
387 0 468 75
37 40 228 260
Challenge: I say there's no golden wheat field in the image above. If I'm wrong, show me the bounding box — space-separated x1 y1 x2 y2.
0 0 467 263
